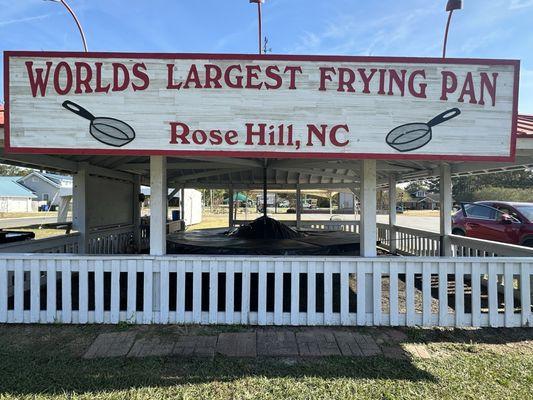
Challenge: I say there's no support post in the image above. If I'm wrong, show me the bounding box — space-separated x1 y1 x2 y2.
388 174 397 254
133 175 141 251
73 166 89 254
439 163 453 256
180 187 185 225
228 187 234 227
150 156 167 256
57 195 71 223
296 187 302 229
360 160 377 257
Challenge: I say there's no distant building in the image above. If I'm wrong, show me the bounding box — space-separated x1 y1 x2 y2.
16 172 72 206
0 177 37 212
141 187 202 226
403 190 442 210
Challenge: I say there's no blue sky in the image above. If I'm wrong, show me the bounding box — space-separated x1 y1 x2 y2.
1 0 533 112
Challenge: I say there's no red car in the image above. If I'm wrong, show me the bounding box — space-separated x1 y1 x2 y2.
452 201 533 247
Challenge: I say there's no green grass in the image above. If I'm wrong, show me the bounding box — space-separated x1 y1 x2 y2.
0 326 532 400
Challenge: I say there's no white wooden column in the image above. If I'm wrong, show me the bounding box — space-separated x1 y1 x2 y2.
57 195 72 223
228 187 234 227
360 160 377 257
388 174 397 254
73 165 89 254
150 156 167 255
180 187 185 225
133 175 141 251
439 163 452 256
296 187 302 228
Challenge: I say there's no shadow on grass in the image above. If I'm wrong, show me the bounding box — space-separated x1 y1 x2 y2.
0 325 439 397
1 324 532 397
0 352 436 396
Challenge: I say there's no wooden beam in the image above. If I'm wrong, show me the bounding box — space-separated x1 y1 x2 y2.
0 151 78 172
169 168 251 183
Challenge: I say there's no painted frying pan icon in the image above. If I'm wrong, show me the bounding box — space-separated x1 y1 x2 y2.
62 100 136 147
386 108 461 152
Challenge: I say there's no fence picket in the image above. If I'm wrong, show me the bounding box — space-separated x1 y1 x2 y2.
94 260 104 323
258 261 267 325
520 263 531 326
160 260 170 324
46 260 57 323
406 266 415 326
455 262 465 326
143 260 153 324
471 262 481 327
176 261 186 323
438 262 448 326
241 261 250 324
324 262 333 325
14 260 24 323
225 261 235 324
30 259 40 323
307 261 316 325
192 260 202 323
356 265 365 326
373 262 382 326
488 262 499 328
274 261 283 325
110 260 120 324
290 261 300 325
389 262 398 326
127 260 137 322
78 260 88 324
61 260 72 323
340 261 349 325
422 262 431 326
504 263 514 328
209 260 218 324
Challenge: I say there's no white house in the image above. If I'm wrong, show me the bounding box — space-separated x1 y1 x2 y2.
0 176 37 212
16 171 72 206
141 186 202 226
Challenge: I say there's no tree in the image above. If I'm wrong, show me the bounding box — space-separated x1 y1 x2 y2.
0 164 30 176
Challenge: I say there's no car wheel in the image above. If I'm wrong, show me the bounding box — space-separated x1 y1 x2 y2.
452 228 465 236
522 239 533 248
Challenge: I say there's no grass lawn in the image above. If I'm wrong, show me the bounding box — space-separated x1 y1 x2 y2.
0 325 531 399
16 228 72 240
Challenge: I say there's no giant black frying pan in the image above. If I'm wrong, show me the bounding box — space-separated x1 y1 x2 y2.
386 108 461 152
62 100 136 147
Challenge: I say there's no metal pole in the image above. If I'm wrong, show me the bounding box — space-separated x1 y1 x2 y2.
50 0 89 52
442 10 454 58
257 2 262 55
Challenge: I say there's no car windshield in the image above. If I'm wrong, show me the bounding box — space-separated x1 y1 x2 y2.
515 206 533 222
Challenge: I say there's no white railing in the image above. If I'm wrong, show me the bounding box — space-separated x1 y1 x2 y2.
450 235 533 257
377 224 440 256
87 225 135 254
1 254 531 327
0 233 80 254
139 220 185 251
234 220 360 233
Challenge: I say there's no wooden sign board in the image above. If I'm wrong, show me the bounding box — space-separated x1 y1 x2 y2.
4 51 519 161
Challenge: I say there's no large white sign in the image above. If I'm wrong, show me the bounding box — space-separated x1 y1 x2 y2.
4 52 519 161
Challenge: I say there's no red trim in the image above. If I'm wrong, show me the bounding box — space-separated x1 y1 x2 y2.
2 146 517 162
3 51 521 162
4 54 10 149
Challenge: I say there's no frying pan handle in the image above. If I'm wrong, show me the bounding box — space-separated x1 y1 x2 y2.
62 100 95 121
427 108 461 128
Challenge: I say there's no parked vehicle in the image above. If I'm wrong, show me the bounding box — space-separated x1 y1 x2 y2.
452 201 533 247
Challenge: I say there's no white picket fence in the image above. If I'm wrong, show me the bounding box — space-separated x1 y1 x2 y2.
234 220 360 233
1 255 531 327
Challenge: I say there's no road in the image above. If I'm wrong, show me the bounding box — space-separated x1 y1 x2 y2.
0 216 64 229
